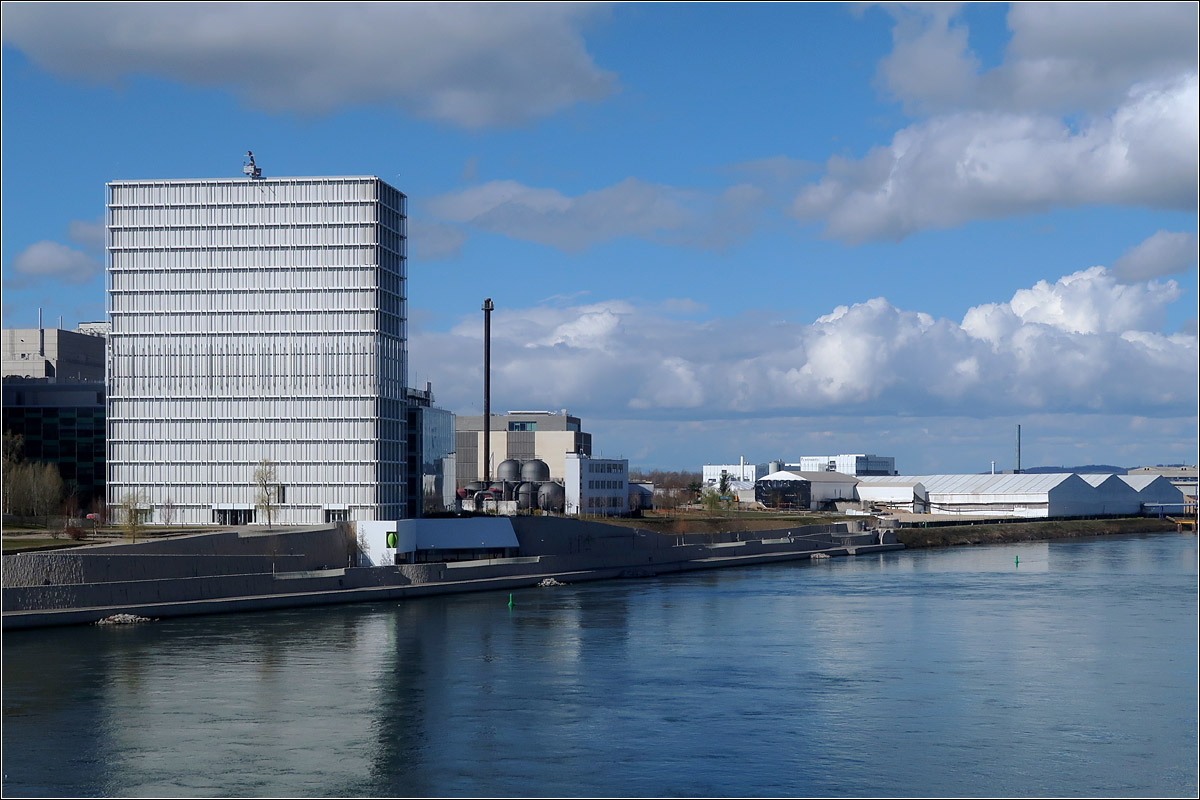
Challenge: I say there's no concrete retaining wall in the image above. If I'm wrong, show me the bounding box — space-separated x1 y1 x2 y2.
3 519 900 629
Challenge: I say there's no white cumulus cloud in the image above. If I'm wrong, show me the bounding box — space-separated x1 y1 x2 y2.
793 74 1198 242
411 266 1196 423
1 2 615 127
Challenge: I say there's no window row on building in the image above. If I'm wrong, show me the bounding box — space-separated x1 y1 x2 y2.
588 480 625 490
585 496 625 509
109 178 383 207
110 201 382 228
110 224 381 249
109 248 380 273
108 310 388 335
108 394 380 417
109 287 381 314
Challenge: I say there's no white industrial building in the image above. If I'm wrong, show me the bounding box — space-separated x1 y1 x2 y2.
1116 474 1190 513
859 473 1128 518
107 174 408 525
703 459 756 484
1078 474 1144 516
564 453 629 516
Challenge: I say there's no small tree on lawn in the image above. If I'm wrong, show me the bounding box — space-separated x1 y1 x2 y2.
254 459 280 530
118 490 148 543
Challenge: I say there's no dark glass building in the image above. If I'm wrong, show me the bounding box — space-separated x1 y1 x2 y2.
2 379 106 507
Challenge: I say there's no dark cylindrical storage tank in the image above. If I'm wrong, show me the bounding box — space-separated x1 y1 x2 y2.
516 481 536 510
521 458 550 482
538 481 565 513
497 459 521 482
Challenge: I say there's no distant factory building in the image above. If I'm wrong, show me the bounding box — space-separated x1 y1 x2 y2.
2 327 105 383
861 474 1106 518
783 454 896 476
1078 474 1143 516
455 410 592 487
703 459 757 484
1116 474 1190 513
564 453 629 516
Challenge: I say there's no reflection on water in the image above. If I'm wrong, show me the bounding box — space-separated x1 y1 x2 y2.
4 533 1197 797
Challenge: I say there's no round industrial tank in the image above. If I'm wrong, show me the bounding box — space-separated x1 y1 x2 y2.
489 482 512 501
538 481 565 513
516 481 537 510
464 481 486 493
768 461 784 475
497 459 521 482
521 459 550 482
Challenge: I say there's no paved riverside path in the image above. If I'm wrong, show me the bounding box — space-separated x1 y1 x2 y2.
3 521 902 630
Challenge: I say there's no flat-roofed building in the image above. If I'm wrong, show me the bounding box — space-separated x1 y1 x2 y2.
106 174 408 525
3 328 105 383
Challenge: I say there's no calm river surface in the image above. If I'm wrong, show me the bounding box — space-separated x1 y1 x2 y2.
3 533 1197 797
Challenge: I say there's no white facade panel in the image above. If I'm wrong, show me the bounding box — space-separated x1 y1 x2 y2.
107 176 407 525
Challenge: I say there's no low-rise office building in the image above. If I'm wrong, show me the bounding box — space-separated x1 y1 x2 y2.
564 453 628 516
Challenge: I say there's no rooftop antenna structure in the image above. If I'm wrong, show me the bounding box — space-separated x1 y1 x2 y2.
242 151 262 179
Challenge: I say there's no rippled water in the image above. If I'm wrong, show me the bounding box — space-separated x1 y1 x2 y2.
4 533 1197 797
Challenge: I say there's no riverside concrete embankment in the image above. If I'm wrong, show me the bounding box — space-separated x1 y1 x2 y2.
2 517 900 630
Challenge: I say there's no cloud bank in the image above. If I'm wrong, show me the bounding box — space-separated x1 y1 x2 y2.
411 266 1195 423
1 2 615 127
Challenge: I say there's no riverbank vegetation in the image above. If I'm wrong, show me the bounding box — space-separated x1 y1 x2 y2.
893 517 1180 548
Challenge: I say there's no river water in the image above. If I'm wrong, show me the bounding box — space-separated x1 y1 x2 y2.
3 533 1197 797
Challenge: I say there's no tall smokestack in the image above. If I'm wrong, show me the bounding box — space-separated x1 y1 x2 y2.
482 298 494 485
1015 424 1022 474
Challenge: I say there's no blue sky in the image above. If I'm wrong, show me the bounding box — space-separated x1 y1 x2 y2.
3 2 1197 473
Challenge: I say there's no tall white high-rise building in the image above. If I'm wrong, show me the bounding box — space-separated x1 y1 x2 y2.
106 175 407 524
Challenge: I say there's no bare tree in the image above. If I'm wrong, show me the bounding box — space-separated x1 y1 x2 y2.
254 459 280 531
118 490 149 543
160 496 178 527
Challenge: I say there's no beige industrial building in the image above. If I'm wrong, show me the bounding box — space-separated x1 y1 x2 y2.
455 410 592 487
